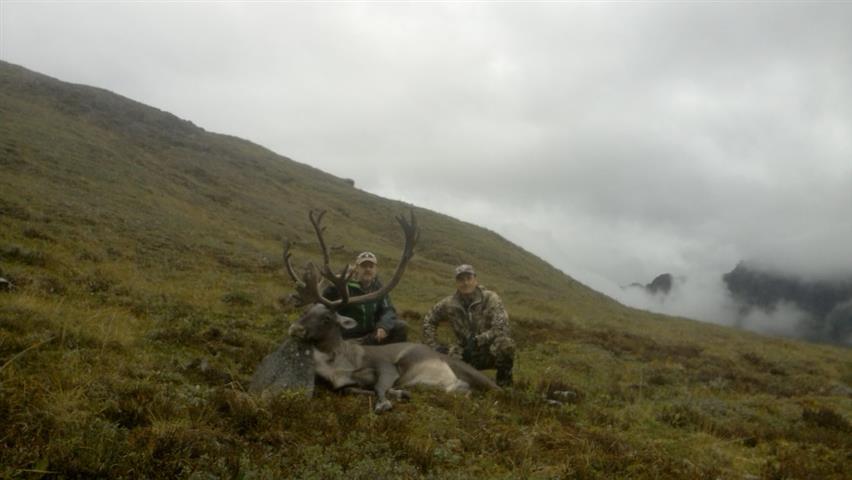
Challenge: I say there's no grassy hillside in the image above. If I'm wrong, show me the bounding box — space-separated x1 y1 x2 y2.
1 61 850 479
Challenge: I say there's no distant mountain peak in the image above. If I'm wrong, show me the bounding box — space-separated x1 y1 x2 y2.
723 261 852 345
624 272 675 295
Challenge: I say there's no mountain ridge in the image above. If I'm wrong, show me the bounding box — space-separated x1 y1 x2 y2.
1 59 605 316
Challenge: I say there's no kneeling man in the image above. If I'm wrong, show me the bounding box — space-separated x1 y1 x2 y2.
422 264 516 386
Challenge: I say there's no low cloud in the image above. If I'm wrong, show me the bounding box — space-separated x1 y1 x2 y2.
611 268 851 346
737 302 813 340
613 271 738 327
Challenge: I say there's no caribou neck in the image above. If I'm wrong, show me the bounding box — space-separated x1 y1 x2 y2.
312 327 363 358
313 330 344 354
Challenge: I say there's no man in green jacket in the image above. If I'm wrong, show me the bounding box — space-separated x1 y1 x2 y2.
422 264 516 387
322 251 408 345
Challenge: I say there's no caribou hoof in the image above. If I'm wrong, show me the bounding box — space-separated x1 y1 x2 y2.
388 388 411 401
374 399 393 413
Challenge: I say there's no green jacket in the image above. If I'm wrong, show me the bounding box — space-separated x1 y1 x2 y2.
322 278 398 339
422 286 511 350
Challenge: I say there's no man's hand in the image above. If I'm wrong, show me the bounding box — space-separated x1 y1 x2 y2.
375 328 388 342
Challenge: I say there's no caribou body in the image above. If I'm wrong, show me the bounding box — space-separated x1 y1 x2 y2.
282 210 498 413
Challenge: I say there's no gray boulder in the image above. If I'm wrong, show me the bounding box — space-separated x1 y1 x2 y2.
249 337 316 397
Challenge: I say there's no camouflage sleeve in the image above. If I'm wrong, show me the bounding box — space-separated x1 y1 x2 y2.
478 292 510 344
422 300 446 349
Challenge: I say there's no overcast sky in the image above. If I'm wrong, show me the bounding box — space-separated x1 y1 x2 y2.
3 2 851 327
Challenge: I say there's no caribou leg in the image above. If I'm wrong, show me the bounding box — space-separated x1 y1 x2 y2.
373 363 400 413
388 388 411 401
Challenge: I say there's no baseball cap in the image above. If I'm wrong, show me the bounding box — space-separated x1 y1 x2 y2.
454 264 476 278
355 251 378 265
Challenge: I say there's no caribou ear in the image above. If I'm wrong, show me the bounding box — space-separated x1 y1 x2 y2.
336 314 358 330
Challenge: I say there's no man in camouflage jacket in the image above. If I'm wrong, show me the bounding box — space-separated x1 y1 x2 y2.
422 264 516 386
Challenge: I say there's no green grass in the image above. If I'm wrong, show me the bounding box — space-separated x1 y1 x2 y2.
1 60 851 478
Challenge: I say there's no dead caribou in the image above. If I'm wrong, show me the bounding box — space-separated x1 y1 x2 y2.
283 210 498 413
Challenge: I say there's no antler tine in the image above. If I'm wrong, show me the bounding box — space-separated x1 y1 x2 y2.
300 263 340 309
348 209 419 306
317 263 354 307
282 239 306 288
309 209 331 265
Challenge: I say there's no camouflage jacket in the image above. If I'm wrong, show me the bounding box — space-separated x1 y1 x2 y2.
422 286 511 350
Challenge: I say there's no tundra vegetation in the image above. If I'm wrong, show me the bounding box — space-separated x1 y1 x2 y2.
1 61 851 478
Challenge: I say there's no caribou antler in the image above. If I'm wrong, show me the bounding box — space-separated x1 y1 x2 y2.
282 209 418 309
308 209 355 306
346 211 418 305
282 238 317 306
308 210 330 266
282 239 305 288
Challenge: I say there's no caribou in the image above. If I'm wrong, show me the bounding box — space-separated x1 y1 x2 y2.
283 210 499 413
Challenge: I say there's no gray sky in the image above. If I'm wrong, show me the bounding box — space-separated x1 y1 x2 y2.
3 2 851 327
